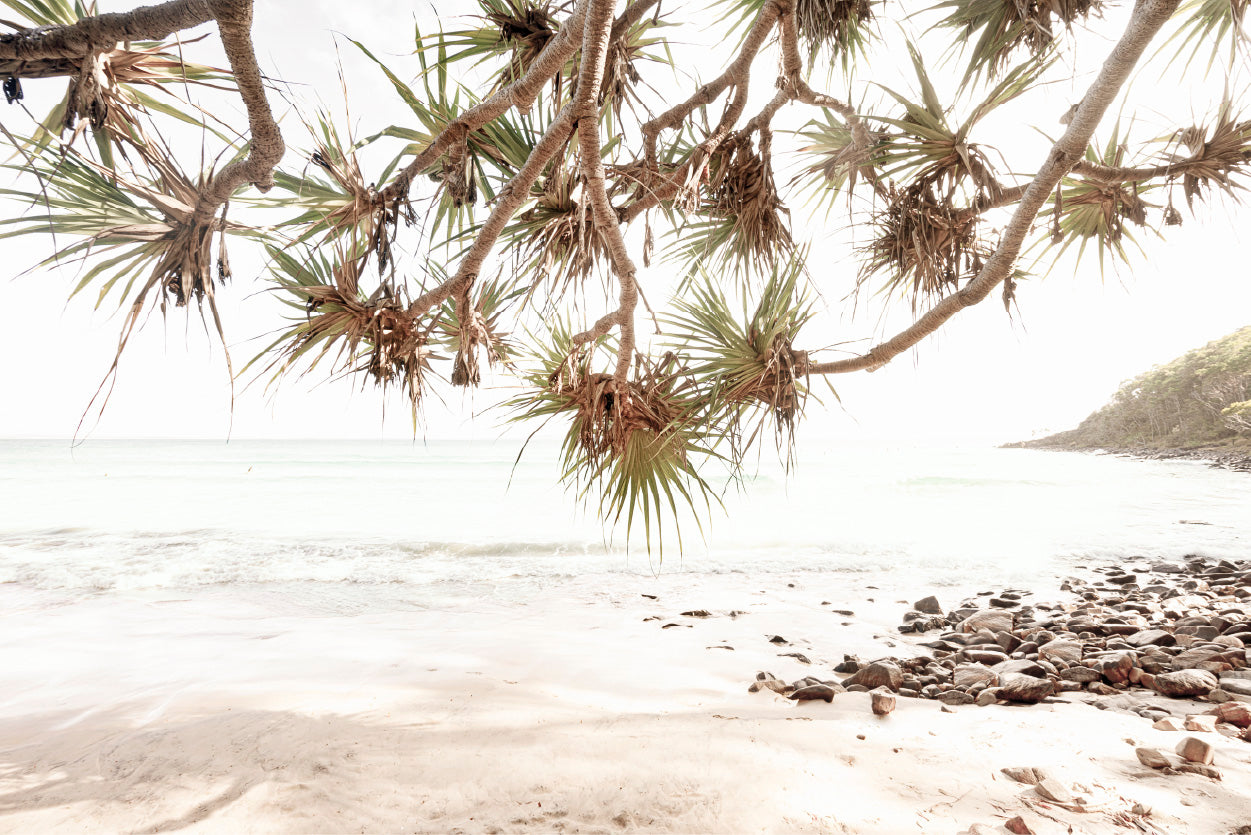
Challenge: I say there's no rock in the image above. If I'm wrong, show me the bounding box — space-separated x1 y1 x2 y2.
1154 669 1218 698
1100 653 1135 685
1173 647 1221 669
1127 629 1177 648
1136 748 1171 769
1039 639 1082 665
997 673 1054 704
1184 714 1218 733
844 661 903 691
789 684 836 703
1215 701 1251 728
833 656 860 674
1001 766 1048 785
681 609 712 618
975 689 998 706
778 652 811 664
1219 676 1251 697
913 595 943 615
964 649 1009 665
995 631 1022 654
992 659 1048 678
1175 762 1222 779
1153 717 1184 731
871 690 896 716
1060 666 1101 683
1005 816 1034 834
1034 778 1073 804
937 690 975 706
768 635 789 645
1175 736 1214 765
953 664 996 689
959 610 1013 634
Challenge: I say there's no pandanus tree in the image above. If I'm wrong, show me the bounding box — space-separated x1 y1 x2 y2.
1 0 1248 548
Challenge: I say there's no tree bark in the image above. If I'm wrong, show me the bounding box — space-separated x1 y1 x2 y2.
574 0 641 385
0 0 212 60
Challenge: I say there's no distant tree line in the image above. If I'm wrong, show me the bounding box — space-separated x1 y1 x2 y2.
1037 327 1251 450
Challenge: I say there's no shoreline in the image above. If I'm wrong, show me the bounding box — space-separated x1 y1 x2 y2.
3 556 1251 833
1003 440 1251 473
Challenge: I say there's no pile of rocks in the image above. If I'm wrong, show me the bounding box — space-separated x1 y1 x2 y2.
750 555 1251 753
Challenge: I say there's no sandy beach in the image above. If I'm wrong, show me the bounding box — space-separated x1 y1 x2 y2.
3 565 1250 834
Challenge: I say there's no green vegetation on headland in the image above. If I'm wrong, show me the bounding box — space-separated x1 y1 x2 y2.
1012 326 1251 466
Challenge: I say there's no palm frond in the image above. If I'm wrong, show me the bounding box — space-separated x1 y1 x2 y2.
355 33 540 245
1166 99 1251 209
1160 0 1248 74
1037 128 1154 274
662 131 792 278
792 107 887 211
268 110 413 271
250 241 438 421
665 256 819 465
505 326 718 554
857 181 992 308
0 133 250 424
794 0 877 68
703 0 875 68
499 159 611 297
874 48 1049 201
437 273 524 386
422 0 561 89
932 0 1102 81
0 139 242 310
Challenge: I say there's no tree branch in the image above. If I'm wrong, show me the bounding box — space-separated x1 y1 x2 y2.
377 0 589 204
406 111 579 317
192 0 284 221
775 4 884 197
574 0 639 385
805 0 1184 376
0 0 211 60
611 0 661 40
622 1 781 223
1072 158 1202 184
638 0 778 167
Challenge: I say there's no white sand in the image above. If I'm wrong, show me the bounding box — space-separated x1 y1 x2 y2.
2 574 1250 834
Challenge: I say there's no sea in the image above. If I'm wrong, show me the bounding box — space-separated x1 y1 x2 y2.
1 438 1249 613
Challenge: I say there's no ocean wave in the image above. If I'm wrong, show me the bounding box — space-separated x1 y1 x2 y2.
0 529 631 591
3 440 1249 595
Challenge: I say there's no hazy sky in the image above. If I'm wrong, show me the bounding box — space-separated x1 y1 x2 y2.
1 0 1247 444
